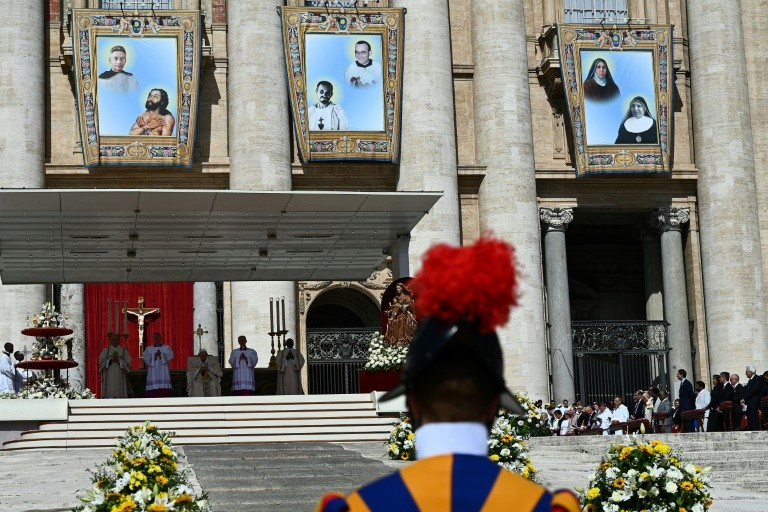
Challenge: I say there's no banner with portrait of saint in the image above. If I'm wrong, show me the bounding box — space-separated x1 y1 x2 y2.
72 9 202 167
557 25 674 177
279 7 405 163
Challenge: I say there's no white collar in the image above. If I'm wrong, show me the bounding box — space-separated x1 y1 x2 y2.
415 422 488 459
593 75 607 86
624 116 653 133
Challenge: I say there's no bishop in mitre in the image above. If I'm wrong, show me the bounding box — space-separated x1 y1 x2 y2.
186 349 222 397
98 334 132 398
276 338 305 395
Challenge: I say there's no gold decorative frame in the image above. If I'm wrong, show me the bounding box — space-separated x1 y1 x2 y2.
72 9 201 167
557 24 674 177
279 6 405 163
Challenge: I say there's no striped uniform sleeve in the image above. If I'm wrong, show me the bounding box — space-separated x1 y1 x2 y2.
550 489 581 512
316 491 349 512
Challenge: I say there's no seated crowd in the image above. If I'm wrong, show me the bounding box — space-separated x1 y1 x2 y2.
536 366 768 435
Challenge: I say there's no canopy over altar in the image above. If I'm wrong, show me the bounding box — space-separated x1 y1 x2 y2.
0 189 440 284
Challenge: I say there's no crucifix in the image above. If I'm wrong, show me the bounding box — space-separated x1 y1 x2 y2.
194 324 209 353
124 296 160 360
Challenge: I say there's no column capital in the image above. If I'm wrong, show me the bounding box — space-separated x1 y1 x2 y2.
652 207 690 232
540 207 574 232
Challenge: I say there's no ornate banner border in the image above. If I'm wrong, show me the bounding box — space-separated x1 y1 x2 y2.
279 7 405 163
557 24 674 178
72 9 202 168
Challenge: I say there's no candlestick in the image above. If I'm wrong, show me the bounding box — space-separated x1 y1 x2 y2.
115 301 120 336
281 297 286 333
123 300 128 335
276 298 282 332
270 297 274 333
107 298 112 333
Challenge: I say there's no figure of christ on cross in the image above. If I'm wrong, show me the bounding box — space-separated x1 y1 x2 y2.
124 296 160 361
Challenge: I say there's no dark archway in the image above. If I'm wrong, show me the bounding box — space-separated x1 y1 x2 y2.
306 287 380 394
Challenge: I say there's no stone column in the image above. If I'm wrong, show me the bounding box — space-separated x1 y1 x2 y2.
688 1 768 373
640 227 664 321
741 2 768 334
227 1 296 365
0 0 46 349
60 284 86 390
472 2 550 400
540 208 575 403
654 208 693 395
391 0 461 272
193 282 219 356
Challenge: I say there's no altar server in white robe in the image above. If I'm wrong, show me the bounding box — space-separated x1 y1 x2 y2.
187 349 222 397
229 335 258 395
143 333 174 398
0 343 17 394
276 338 305 395
99 334 132 398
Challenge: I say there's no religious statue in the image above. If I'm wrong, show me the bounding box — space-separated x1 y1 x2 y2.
125 296 159 358
383 283 417 346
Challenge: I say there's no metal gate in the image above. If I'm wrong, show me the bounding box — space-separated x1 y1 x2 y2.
306 328 377 394
572 321 670 405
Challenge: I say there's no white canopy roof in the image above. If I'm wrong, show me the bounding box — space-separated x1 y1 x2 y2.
0 189 440 284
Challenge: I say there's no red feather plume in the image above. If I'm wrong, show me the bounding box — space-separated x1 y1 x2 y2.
410 236 518 334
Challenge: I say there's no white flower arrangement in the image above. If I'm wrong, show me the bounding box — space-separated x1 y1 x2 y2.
363 332 408 371
507 392 553 438
30 301 64 328
386 413 416 461
579 436 713 512
488 409 538 480
0 376 94 400
73 421 210 512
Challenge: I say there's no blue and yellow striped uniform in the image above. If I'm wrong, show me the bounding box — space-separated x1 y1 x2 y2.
316 453 580 511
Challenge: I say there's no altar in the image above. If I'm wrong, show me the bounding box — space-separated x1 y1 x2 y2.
127 368 277 398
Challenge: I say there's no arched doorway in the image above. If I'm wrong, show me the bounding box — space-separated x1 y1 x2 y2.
306 287 380 394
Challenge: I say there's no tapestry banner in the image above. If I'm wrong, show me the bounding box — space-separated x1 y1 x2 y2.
72 9 202 168
279 6 405 163
557 24 674 177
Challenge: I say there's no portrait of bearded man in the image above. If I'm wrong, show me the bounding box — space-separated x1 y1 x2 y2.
129 88 176 136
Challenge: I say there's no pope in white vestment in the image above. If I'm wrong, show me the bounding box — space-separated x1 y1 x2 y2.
276 338 305 395
143 333 174 398
187 350 223 397
229 335 258 395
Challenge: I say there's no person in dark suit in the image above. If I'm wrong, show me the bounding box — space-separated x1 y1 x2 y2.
677 369 696 432
630 390 645 420
730 373 745 429
741 365 762 430
707 374 723 432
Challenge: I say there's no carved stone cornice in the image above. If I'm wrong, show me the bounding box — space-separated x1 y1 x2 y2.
540 207 574 232
652 207 690 232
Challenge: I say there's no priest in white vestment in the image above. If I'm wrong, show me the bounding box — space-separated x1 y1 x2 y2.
143 333 174 398
99 335 132 398
0 343 17 394
229 335 258 395
187 349 222 397
276 338 305 395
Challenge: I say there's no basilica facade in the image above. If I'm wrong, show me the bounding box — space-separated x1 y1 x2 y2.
0 0 765 403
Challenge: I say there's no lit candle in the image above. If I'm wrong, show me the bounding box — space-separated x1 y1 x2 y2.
123 300 128 335
281 297 286 333
107 298 112 333
270 298 274 333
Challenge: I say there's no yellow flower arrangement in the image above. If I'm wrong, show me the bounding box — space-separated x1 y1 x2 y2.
73 422 209 512
579 436 713 512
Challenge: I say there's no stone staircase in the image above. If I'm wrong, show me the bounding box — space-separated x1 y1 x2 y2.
2 394 395 451
527 430 768 509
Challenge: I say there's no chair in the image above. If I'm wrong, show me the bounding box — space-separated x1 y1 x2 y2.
719 401 734 431
680 409 705 433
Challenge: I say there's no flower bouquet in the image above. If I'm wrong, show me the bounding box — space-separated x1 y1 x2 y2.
73 422 210 512
579 436 713 512
0 376 94 400
363 332 408 371
386 413 416 461
506 392 553 438
488 408 537 480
